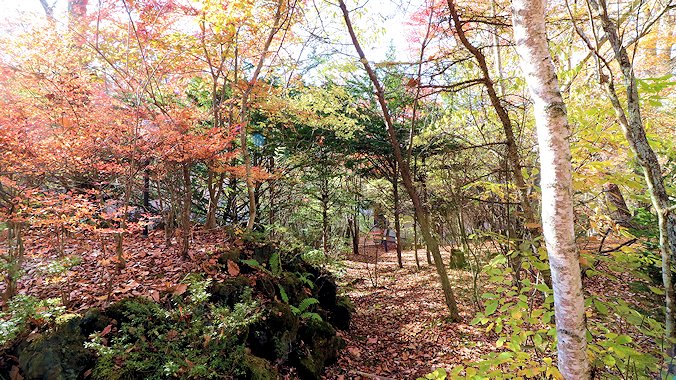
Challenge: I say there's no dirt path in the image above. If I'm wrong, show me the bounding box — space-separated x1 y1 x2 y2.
324 248 494 379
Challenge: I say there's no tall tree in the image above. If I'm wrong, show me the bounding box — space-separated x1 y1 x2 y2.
511 0 591 377
339 0 460 320
584 0 676 357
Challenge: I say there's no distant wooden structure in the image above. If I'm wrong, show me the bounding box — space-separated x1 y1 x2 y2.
358 227 397 253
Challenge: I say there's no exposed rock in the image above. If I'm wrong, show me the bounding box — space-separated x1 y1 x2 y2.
329 295 354 331
293 318 344 380
248 302 299 361
16 317 96 380
242 354 279 380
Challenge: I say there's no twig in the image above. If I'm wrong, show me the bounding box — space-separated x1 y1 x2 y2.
600 238 638 254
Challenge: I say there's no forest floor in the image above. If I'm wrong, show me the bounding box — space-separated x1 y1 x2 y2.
324 248 494 380
323 240 662 380
5 229 661 379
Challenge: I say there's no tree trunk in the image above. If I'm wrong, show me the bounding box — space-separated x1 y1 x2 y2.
321 184 329 255
413 215 420 269
181 165 192 258
592 0 676 359
238 0 284 232
339 0 460 321
393 163 403 268
205 170 224 229
447 0 536 225
142 164 150 237
511 0 591 377
603 183 632 228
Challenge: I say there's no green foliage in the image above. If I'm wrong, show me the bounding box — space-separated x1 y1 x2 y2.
444 244 665 379
301 249 346 275
417 368 447 380
87 278 261 379
277 283 322 322
241 252 283 277
0 295 65 346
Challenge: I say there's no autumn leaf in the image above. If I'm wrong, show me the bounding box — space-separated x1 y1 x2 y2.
9 366 23 380
227 260 240 276
172 283 189 296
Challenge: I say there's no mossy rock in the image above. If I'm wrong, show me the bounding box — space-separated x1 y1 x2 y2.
251 244 276 265
16 317 97 380
241 354 279 380
254 275 278 300
278 272 308 305
292 318 344 379
247 302 299 362
217 247 242 264
210 276 252 307
314 274 337 309
328 295 354 331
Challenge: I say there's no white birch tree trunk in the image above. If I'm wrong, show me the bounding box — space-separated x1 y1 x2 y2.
511 0 591 378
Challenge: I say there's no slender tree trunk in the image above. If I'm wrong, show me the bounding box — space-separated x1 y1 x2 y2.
592 0 676 358
238 0 284 232
339 0 460 320
603 183 632 228
447 0 536 225
205 170 224 229
511 0 590 377
413 216 420 269
393 163 403 268
142 163 150 237
322 185 329 255
181 165 192 258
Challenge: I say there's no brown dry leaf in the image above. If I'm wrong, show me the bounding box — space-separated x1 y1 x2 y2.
100 324 113 337
227 260 240 276
173 283 189 296
149 290 161 302
347 346 361 357
10 365 23 380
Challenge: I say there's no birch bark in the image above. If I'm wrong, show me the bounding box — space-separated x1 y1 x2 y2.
511 0 590 377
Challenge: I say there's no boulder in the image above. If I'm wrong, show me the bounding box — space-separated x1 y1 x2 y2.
16 317 96 380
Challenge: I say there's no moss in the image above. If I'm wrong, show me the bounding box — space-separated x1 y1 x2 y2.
241 354 279 380
217 247 242 264
293 318 343 379
278 272 306 305
210 277 252 307
247 302 299 361
329 295 354 331
16 317 96 380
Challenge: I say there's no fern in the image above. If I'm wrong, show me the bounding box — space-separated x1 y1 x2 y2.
269 252 281 276
297 297 319 313
277 284 289 303
295 272 315 289
300 312 322 322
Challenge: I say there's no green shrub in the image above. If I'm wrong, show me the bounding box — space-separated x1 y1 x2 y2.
0 295 65 346
87 277 261 379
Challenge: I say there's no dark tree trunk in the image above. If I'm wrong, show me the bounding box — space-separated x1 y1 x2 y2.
181 165 192 258
339 0 460 320
393 163 403 268
603 183 633 228
142 164 150 237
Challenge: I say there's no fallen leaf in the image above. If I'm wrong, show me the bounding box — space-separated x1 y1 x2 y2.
172 283 188 296
100 324 113 337
10 365 23 380
227 260 240 276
